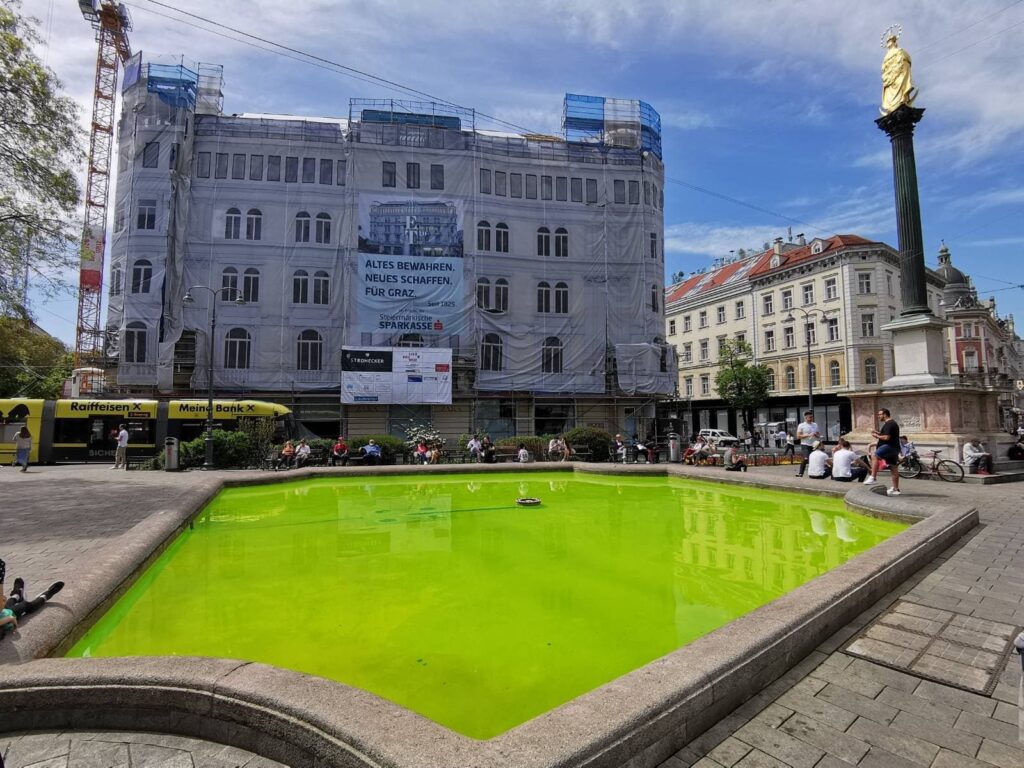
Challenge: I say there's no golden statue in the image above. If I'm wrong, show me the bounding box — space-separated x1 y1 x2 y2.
880 24 917 115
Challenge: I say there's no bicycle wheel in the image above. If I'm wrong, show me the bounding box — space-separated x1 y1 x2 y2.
898 457 923 479
935 460 964 483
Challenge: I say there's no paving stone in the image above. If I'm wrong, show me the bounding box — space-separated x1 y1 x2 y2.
847 716 940 766
931 748 1001 768
814 683 897 725
863 624 932 651
910 653 993 692
733 721 824 768
239 757 286 768
846 658 921 693
776 712 869 765
949 612 1018 638
4 737 72 768
914 680 997 716
813 758 857 768
927 638 1004 672
751 703 793 729
774 690 856 732
890 710 983 756
731 751 786 768
991 700 1017 725
808 663 885 698
939 624 1012 653
856 747 922 768
976 737 1024 768
21 758 68 768
953 709 1024 749
875 686 962 727
891 601 953 623
847 637 920 668
876 611 946 637
705 738 751 767
67 739 129 768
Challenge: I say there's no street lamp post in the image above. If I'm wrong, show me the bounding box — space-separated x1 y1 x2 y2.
784 307 831 416
183 284 245 469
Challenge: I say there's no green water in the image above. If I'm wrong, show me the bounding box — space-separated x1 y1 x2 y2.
67 472 906 739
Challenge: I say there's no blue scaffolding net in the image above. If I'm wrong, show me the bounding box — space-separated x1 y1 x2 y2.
146 63 198 109
562 94 662 159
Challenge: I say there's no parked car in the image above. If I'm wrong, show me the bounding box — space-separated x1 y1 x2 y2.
698 428 739 446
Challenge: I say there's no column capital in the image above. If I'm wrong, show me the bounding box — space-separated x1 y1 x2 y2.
875 105 926 139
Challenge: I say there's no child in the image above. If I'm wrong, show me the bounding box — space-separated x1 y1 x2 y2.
517 444 529 463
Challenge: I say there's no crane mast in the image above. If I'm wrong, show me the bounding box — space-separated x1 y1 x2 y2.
74 0 132 394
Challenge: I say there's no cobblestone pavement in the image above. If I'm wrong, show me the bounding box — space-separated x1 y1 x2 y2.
0 730 283 768
1 463 1021 768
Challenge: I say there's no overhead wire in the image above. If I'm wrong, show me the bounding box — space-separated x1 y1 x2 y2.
916 0 1024 53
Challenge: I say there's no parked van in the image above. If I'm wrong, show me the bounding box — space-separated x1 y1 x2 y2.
698 428 739 446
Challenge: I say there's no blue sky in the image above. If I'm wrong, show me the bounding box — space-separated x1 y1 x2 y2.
33 0 1024 343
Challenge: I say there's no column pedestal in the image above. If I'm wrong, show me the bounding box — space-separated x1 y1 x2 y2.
881 313 952 388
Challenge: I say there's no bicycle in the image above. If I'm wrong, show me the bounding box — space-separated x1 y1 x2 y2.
897 449 964 482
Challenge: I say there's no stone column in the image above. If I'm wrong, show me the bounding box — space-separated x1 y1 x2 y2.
876 105 929 316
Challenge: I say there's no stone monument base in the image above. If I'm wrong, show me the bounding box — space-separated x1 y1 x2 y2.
846 385 1013 464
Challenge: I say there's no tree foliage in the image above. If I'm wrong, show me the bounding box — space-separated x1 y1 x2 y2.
714 339 771 433
0 315 71 398
0 1 83 315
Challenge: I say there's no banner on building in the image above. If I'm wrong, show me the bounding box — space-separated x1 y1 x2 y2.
341 346 453 404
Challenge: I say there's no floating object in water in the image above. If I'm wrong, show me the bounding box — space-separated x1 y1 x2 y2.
515 497 541 506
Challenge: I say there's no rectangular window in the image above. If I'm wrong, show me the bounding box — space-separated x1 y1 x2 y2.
169 143 178 168
494 170 506 196
699 340 709 361
824 277 838 300
668 319 676 335
285 156 299 183
320 158 334 185
802 284 814 305
685 377 694 397
783 326 795 348
682 343 692 363
526 174 537 199
628 180 640 204
267 155 281 182
805 323 816 345
231 153 246 180
336 159 346 186
886 272 893 295
510 173 522 198
827 318 840 342
613 179 626 204
858 272 873 294
249 155 264 181
764 329 776 352
214 153 229 179
735 301 745 320
405 162 420 189
136 198 156 230
479 168 492 194
698 311 707 329
716 306 726 324
683 315 691 333
381 160 395 187
644 180 651 205
736 332 746 346
541 175 553 200
555 176 567 201
782 289 793 310
650 233 658 260
196 152 211 178
570 177 583 202
585 178 598 203
430 163 444 190
700 375 710 395
762 294 774 315
717 337 727 356
302 157 316 183
861 313 875 337
142 141 160 168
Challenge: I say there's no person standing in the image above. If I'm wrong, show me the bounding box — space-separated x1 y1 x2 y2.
111 423 129 470
865 408 902 495
794 411 820 477
13 426 31 473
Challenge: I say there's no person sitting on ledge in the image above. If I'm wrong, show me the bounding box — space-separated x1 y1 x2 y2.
829 439 868 483
294 438 311 468
361 439 382 466
806 441 831 479
963 438 996 475
0 559 64 641
330 436 350 467
723 443 747 472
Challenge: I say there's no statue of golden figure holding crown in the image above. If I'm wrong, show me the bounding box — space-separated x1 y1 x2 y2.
880 24 917 115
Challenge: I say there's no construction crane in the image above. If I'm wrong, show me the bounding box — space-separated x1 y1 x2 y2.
73 0 132 394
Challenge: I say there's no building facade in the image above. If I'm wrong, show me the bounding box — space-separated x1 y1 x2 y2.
104 60 673 438
663 235 946 441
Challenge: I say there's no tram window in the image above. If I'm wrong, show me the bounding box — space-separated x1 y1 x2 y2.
54 419 92 443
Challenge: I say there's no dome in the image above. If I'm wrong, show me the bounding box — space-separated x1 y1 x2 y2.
935 243 967 286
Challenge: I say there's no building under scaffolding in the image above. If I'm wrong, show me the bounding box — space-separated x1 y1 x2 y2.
104 58 673 439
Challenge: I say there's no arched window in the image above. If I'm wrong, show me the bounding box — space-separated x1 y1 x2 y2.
296 329 323 371
245 208 262 241
767 368 776 390
785 366 796 390
829 360 841 387
481 333 503 371
476 277 490 309
864 357 878 385
295 211 311 243
537 281 551 313
809 362 818 388
495 223 509 253
494 278 509 312
313 271 330 305
110 265 122 296
651 284 659 312
315 213 331 244
536 227 550 257
225 208 241 239
293 269 309 304
131 259 152 294
397 333 425 348
220 266 238 301
554 227 568 258
554 282 569 314
124 322 147 363
224 328 251 369
541 336 563 373
242 267 260 302
477 220 491 252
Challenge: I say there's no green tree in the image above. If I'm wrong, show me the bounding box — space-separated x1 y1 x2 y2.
714 339 771 435
0 315 71 398
0 1 82 315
